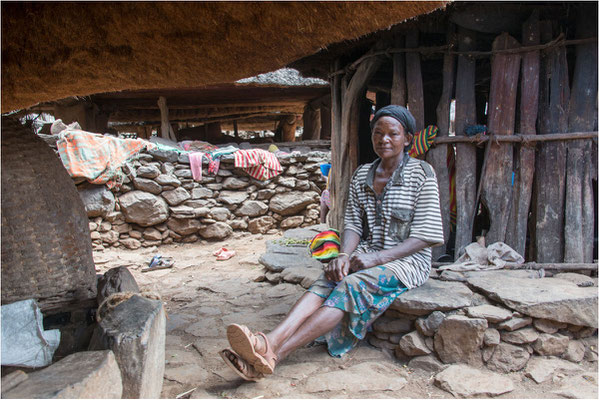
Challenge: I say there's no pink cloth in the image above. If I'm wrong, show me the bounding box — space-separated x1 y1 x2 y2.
189 152 204 181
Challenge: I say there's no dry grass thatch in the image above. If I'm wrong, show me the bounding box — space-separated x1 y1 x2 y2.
1 1 447 113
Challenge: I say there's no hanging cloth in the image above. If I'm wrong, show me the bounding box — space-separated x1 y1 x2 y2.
234 149 283 180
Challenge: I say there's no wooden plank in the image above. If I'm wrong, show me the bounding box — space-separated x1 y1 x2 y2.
427 23 456 260
506 11 540 258
331 52 383 230
481 33 521 245
406 31 425 130
453 27 478 258
391 35 407 106
534 22 569 263
565 5 598 263
432 131 597 143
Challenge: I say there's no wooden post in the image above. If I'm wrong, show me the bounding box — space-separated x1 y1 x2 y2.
330 59 343 228
406 30 424 131
205 122 223 143
330 51 383 230
320 103 332 140
454 27 478 258
157 96 176 141
233 120 239 138
391 35 407 106
506 11 540 257
534 22 569 263
427 23 456 260
480 33 522 245
375 91 390 110
564 5 597 263
302 104 321 140
278 115 297 142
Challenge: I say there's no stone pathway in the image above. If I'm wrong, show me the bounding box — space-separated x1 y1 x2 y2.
94 233 598 399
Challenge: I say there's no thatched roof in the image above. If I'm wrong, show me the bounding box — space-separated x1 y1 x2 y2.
1 1 447 113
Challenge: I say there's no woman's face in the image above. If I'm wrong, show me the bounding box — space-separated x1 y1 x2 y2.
371 116 411 161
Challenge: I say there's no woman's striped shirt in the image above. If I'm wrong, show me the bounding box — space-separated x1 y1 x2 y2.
344 156 444 289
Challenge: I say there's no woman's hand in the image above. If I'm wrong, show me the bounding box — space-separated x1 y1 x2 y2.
350 253 381 272
325 255 350 282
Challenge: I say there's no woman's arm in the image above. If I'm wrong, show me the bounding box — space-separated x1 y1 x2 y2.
350 237 430 272
324 229 361 282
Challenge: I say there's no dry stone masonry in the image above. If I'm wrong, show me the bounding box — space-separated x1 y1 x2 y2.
77 149 330 251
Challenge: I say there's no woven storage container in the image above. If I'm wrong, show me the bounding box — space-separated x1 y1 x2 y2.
1 117 97 311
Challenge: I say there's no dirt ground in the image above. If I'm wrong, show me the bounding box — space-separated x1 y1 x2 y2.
94 232 598 399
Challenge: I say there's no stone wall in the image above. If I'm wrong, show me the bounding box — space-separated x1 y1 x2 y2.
367 271 598 377
77 149 330 251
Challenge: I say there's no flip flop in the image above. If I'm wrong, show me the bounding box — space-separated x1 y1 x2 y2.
219 349 264 382
227 324 277 374
213 247 228 256
216 250 236 261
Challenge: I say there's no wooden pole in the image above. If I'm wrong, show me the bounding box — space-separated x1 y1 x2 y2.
454 27 478 258
233 120 239 138
330 59 343 228
157 96 176 141
565 4 598 263
432 261 598 272
406 30 425 130
320 103 332 140
534 21 569 263
428 23 456 260
279 115 297 142
332 50 383 230
506 11 540 257
431 131 598 144
391 35 407 106
302 104 321 140
481 33 522 245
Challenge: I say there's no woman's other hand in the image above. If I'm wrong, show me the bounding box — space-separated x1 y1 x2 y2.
350 253 381 272
325 255 350 282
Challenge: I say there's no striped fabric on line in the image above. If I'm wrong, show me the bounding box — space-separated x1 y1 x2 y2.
234 149 283 180
343 156 444 289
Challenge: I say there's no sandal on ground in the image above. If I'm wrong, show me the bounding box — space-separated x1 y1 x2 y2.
216 250 236 261
219 349 264 382
226 324 278 374
213 247 228 256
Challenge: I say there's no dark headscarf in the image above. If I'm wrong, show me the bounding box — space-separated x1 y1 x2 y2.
370 105 416 134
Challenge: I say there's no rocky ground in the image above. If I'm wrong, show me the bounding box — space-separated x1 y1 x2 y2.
94 233 598 399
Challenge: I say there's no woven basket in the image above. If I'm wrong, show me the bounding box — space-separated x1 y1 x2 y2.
1 117 97 311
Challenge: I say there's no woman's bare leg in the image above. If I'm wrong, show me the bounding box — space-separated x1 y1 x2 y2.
265 291 325 351
275 305 344 360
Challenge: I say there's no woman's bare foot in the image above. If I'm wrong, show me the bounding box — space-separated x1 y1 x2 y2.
219 349 264 381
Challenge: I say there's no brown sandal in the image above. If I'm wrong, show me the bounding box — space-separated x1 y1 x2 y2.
219 348 265 382
226 324 278 374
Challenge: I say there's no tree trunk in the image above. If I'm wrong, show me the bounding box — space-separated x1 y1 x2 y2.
391 35 407 106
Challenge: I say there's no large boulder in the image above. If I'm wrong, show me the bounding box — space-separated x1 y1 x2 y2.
390 280 473 315
218 191 249 205
167 218 201 236
248 216 276 234
119 191 169 226
161 187 191 206
269 191 318 216
466 273 598 327
236 201 268 217
486 342 530 372
434 315 487 366
199 222 232 240
78 185 115 218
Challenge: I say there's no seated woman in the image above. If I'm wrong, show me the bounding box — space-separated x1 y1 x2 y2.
220 105 444 381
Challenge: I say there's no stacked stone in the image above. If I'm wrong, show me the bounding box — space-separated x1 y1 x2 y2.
79 148 330 251
366 275 598 375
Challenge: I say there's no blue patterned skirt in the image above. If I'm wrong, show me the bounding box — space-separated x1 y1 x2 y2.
308 266 407 357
